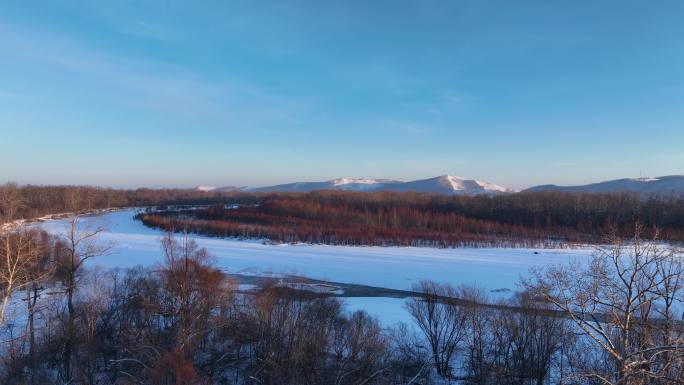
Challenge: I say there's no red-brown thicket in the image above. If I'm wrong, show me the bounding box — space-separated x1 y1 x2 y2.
138 190 684 247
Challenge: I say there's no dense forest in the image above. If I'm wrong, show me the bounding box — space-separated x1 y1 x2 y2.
0 183 260 223
138 190 684 247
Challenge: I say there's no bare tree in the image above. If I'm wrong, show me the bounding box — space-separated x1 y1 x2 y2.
406 280 468 379
460 286 495 385
54 213 113 383
0 182 24 225
159 231 225 352
331 310 389 385
489 292 568 385
526 224 684 384
0 227 48 325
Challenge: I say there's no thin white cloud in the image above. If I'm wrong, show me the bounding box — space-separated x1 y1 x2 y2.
0 23 310 127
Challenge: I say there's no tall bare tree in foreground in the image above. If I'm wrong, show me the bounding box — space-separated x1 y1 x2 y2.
1 183 40 326
0 227 49 326
526 224 684 385
54 214 113 383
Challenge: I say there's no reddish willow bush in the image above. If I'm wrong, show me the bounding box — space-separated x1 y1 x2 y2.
137 190 684 247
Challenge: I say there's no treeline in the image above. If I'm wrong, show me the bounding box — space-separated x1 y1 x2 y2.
6 183 684 247
0 183 261 223
138 190 684 247
3 218 684 384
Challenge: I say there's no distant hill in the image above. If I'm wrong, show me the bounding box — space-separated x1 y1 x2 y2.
248 175 514 195
525 175 684 196
194 185 246 193
196 175 684 197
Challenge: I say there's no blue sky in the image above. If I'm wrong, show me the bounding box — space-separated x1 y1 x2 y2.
1 1 683 189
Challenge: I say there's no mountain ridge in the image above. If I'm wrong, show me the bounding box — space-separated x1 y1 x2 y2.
196 175 684 196
524 175 684 195
245 175 514 195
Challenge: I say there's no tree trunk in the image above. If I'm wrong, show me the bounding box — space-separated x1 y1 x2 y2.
64 272 75 383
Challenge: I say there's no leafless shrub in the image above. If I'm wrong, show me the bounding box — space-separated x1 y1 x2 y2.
406 280 469 379
526 224 684 384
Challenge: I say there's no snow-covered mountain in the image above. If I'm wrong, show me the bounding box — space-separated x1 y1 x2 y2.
376 175 512 195
194 185 246 193
525 175 684 195
197 175 684 196
249 175 514 195
246 178 393 193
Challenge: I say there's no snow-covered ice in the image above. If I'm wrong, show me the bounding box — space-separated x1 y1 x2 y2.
40 209 593 292
39 208 595 323
343 297 415 327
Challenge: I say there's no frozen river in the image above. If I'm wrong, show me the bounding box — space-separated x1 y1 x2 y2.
41 209 594 325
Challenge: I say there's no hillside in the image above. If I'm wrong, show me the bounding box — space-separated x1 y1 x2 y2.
526 175 684 195
248 175 514 195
